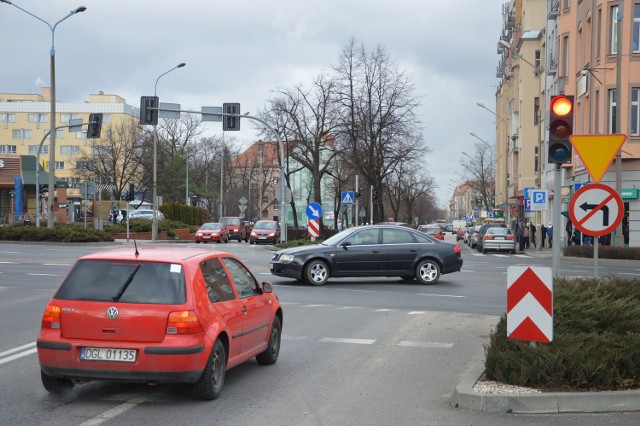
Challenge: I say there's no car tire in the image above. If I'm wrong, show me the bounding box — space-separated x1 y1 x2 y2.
195 241 200 244
41 369 73 394
415 259 440 285
482 248 487 254
256 316 281 365
511 249 516 254
194 339 226 400
304 260 329 286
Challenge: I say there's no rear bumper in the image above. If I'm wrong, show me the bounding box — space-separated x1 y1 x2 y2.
482 241 516 252
37 338 207 384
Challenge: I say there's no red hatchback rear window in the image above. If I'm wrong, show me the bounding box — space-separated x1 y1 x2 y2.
55 260 186 305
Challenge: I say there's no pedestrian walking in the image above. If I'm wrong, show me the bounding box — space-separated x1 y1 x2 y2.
546 224 553 248
529 222 537 248
566 219 573 246
540 223 547 248
517 220 526 252
524 221 530 249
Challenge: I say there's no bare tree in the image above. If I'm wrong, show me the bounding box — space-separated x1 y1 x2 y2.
386 161 436 225
459 144 495 212
333 39 426 223
74 117 144 201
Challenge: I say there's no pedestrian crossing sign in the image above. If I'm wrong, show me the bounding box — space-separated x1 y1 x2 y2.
341 191 355 205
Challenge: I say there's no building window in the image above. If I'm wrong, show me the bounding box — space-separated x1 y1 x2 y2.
561 36 569 77
611 5 619 54
262 196 269 205
609 89 617 133
54 161 64 170
105 129 113 139
632 87 639 136
0 145 17 154
60 114 81 123
76 161 94 171
535 146 540 173
55 129 64 139
534 50 541 73
28 113 48 124
60 145 80 155
92 146 110 156
634 5 640 52
534 97 540 125
75 130 88 139
12 129 32 139
102 114 112 124
1 113 16 124
595 7 602 59
29 145 49 155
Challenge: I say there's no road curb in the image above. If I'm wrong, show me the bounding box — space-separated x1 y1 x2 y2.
453 354 640 413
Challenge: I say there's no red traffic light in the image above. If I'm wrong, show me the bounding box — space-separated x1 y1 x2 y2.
550 96 573 117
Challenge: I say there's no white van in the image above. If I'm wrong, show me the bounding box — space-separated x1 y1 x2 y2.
451 220 468 234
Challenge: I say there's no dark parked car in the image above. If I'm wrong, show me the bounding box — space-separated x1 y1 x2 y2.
270 224 463 286
476 222 507 252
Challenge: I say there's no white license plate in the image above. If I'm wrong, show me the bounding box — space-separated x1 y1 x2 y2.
81 347 137 363
495 237 504 240
203 236 211 239
259 237 267 239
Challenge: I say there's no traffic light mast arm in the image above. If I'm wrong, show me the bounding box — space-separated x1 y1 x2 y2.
35 117 102 227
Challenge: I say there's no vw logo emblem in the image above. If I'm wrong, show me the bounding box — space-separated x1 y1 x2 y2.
106 307 119 320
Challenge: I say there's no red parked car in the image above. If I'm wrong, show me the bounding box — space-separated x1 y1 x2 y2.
195 222 229 243
417 224 445 240
456 227 468 241
37 247 283 400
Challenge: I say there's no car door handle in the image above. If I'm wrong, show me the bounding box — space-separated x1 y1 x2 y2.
372 250 380 253
410 249 417 252
241 307 248 313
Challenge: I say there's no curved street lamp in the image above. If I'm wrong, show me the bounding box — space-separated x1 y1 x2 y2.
2 1 86 228
476 102 510 228
151 62 186 241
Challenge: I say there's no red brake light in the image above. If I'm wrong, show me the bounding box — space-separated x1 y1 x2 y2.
167 310 204 335
506 236 515 241
453 245 461 255
42 304 61 329
484 235 493 240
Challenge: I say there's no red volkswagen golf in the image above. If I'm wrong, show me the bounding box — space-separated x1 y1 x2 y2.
37 246 282 400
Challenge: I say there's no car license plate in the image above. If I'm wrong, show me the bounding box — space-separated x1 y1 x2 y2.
495 237 504 240
203 236 211 239
259 236 266 239
81 347 137 363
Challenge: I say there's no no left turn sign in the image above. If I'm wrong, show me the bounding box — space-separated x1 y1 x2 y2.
568 183 623 237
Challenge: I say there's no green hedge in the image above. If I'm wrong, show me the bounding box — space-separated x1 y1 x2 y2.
159 202 207 226
485 277 640 391
0 223 113 242
564 245 640 260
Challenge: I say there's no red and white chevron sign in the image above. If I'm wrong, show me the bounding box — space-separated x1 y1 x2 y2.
507 266 553 343
308 219 319 238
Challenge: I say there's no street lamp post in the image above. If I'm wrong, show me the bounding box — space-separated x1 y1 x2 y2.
151 62 185 241
2 1 86 228
476 102 510 228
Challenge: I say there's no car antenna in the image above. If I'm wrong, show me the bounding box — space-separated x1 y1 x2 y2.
133 236 139 256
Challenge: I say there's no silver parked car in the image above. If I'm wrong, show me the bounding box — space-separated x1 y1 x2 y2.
128 209 165 221
480 227 516 254
469 225 482 248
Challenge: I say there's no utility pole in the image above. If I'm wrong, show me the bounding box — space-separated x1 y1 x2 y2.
614 0 624 247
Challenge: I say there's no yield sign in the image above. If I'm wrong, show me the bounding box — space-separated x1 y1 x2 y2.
507 266 553 343
569 134 626 182
569 183 623 237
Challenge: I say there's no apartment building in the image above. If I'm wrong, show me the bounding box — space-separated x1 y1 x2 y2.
0 89 138 221
494 0 639 246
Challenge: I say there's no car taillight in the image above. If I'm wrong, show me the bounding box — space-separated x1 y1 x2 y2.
42 304 61 329
453 245 461 255
167 311 204 335
506 236 515 241
484 235 493 240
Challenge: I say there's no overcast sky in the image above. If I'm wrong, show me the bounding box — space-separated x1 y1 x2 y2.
2 0 505 210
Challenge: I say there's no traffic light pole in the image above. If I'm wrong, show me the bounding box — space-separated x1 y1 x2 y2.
552 164 561 278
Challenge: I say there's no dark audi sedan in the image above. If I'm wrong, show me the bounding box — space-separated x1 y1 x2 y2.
270 224 463 285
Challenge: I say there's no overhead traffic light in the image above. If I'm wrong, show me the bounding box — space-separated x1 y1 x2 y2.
222 103 241 131
87 113 103 138
372 188 380 200
548 95 574 164
140 96 159 125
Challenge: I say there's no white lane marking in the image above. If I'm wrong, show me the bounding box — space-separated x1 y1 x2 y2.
396 341 454 349
618 272 640 276
79 394 154 426
43 263 72 267
0 261 17 264
0 251 18 254
335 306 361 310
417 293 464 298
408 311 426 315
0 342 36 358
0 342 37 365
282 336 308 340
375 309 396 312
320 337 376 345
303 304 331 307
27 273 61 277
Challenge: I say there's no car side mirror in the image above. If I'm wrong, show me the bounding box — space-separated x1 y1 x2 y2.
340 241 351 249
261 282 273 293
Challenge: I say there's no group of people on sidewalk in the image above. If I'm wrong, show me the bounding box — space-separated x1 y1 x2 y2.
516 220 554 253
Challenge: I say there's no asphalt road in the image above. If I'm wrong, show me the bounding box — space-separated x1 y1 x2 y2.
0 239 638 425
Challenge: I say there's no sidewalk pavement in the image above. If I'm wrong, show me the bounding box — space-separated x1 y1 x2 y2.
453 354 640 414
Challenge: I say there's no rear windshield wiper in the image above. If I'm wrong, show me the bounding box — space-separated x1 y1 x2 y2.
113 264 141 302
